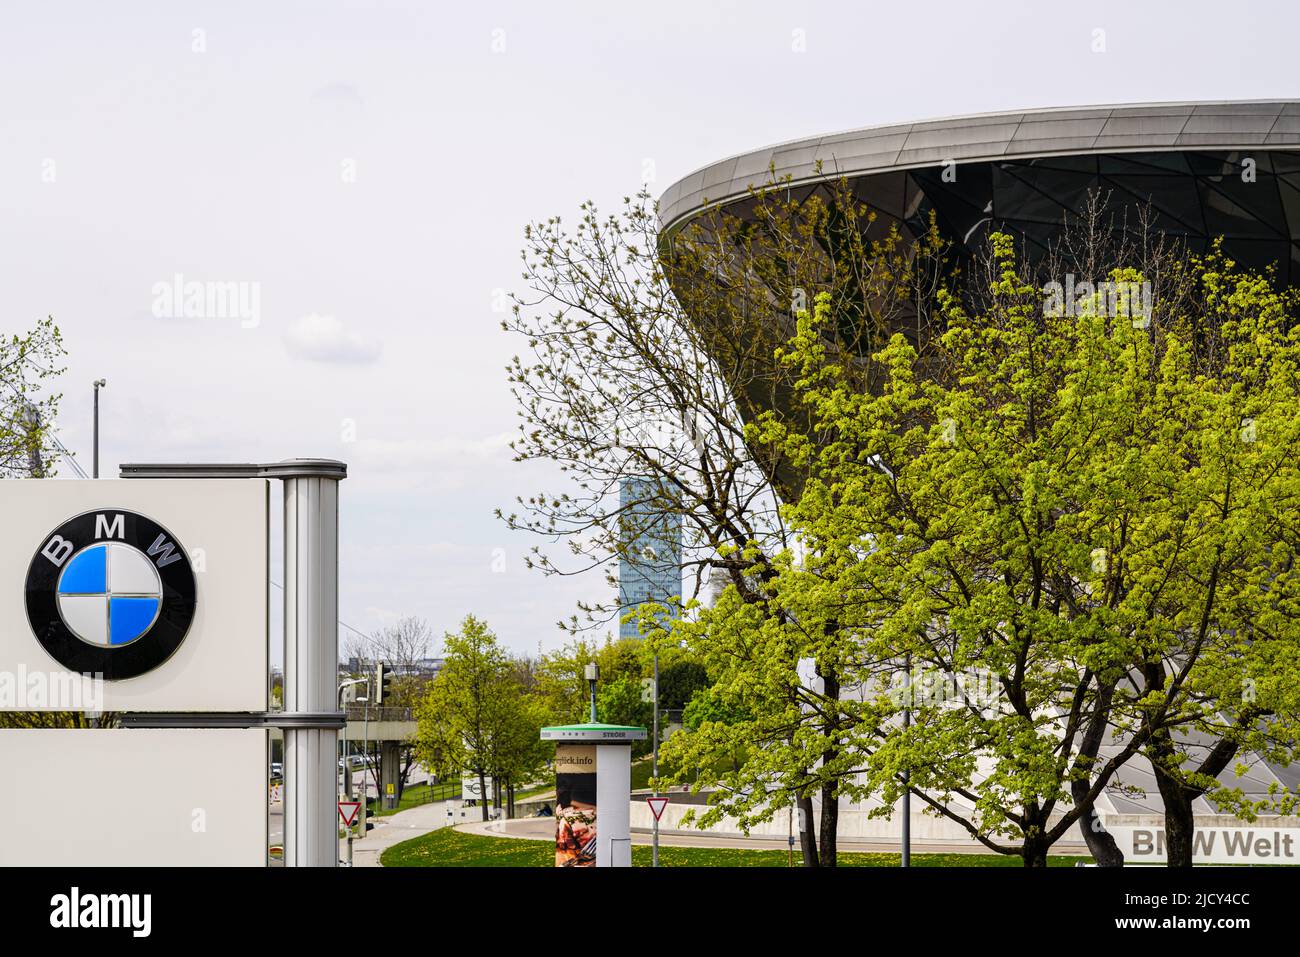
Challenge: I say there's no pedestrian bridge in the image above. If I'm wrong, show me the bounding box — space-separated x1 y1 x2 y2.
341 704 416 742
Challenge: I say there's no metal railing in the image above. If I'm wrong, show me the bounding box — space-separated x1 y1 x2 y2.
344 704 414 722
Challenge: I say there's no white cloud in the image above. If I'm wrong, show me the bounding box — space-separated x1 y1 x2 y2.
284 313 381 364
309 82 364 112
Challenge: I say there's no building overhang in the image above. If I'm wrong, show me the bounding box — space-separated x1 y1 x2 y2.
660 100 1300 234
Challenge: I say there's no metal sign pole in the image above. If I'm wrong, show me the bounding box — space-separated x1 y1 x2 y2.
282 464 345 867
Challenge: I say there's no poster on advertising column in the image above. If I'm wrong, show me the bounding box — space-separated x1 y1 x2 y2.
555 744 597 866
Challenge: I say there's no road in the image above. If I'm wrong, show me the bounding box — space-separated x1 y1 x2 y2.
269 766 441 864
341 798 477 867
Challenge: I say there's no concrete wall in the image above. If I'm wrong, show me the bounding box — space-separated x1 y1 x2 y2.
629 798 1006 846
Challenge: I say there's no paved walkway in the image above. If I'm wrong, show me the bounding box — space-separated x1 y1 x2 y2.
343 799 473 867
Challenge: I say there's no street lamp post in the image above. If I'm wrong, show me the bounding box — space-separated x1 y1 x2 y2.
355 692 370 842
337 677 366 794
584 663 598 723
337 676 366 865
652 651 659 868
92 379 106 478
361 691 370 798
788 799 795 867
902 652 911 868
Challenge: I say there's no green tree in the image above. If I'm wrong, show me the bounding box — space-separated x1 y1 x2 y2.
681 685 750 730
595 673 652 755
679 684 751 774
0 315 66 478
415 616 516 821
0 316 74 730
483 680 551 817
534 636 646 724
657 660 709 711
651 588 855 866
668 237 1300 866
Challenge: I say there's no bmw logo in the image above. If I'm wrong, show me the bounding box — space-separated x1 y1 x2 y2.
25 510 197 680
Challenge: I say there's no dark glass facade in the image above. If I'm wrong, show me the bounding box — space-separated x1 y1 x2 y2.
913 150 1300 283
727 150 1300 287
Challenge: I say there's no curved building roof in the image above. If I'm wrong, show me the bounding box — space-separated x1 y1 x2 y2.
659 100 1300 283
660 101 1300 230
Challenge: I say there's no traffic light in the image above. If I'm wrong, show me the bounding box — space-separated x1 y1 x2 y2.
375 662 391 705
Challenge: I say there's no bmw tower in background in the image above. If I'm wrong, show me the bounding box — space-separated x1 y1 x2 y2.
617 477 682 640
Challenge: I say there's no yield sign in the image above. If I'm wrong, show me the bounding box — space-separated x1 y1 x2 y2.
646 796 670 821
338 800 362 827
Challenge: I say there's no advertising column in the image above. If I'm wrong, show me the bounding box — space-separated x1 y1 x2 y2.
542 723 647 868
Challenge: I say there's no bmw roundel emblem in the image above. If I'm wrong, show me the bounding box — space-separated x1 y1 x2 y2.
25 509 197 680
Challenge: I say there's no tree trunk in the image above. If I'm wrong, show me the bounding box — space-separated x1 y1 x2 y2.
1151 728 1240 868
797 794 819 867
819 781 838 867
1021 810 1050 867
1149 729 1195 868
1159 785 1197 868
478 770 489 822
1071 678 1124 866
816 660 841 868
1022 839 1050 868
396 747 414 802
1072 788 1126 866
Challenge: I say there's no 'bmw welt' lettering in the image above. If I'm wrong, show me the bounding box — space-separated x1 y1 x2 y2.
1123 826 1297 863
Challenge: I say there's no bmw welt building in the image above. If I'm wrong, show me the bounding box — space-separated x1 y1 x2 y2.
653 101 1300 863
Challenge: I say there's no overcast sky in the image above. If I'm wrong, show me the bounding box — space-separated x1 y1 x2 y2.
2 0 1297 660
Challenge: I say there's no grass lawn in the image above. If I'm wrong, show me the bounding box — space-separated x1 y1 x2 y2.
380 827 1083 868
631 758 655 791
512 779 557 801
632 754 741 793
367 780 462 818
